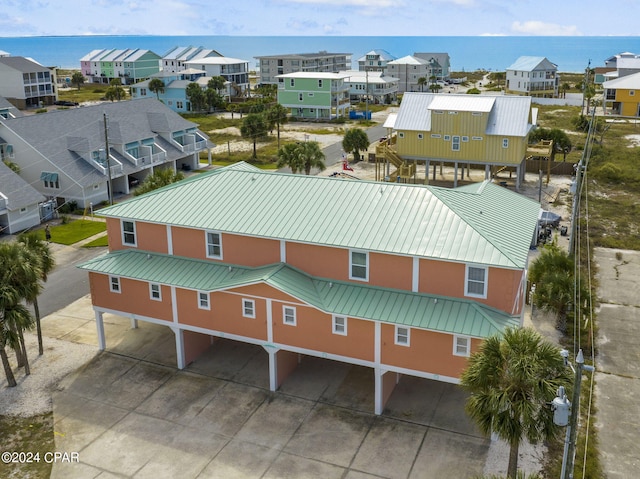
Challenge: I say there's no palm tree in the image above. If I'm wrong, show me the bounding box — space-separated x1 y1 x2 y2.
134 168 185 196
461 327 571 479
186 82 206 112
71 71 85 91
529 241 589 333
18 232 55 356
240 113 269 159
342 128 370 162
148 78 165 100
299 141 326 175
277 142 305 174
0 283 20 387
417 77 427 92
207 76 226 93
266 104 289 150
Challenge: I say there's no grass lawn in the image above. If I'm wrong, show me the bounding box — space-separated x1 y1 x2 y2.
0 413 54 479
40 219 106 245
81 235 109 248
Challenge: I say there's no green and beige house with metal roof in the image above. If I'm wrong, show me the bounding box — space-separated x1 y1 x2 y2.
79 162 540 414
276 72 351 120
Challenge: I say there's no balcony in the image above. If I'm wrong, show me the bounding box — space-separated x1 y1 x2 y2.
172 133 208 153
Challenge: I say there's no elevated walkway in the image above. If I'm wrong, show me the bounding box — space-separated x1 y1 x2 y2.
375 137 416 183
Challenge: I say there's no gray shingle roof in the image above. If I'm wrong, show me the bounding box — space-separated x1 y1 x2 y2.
0 160 45 211
2 98 205 187
0 56 51 72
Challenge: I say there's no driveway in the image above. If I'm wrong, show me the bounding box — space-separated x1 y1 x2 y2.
47 307 490 479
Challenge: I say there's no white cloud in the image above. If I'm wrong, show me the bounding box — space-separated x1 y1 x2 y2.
511 20 582 36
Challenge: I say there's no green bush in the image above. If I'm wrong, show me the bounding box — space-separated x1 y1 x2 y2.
596 163 623 182
60 214 70 224
35 108 48 114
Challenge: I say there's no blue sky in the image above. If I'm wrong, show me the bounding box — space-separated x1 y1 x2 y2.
1 0 639 37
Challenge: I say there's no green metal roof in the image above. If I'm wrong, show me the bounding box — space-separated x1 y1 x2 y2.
98 162 540 269
79 250 519 338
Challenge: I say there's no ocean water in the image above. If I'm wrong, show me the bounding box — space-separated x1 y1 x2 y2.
1 35 639 72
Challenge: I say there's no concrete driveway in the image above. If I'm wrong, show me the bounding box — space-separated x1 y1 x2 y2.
46 301 489 479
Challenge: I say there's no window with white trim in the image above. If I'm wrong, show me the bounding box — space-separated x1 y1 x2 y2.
198 292 210 310
350 250 368 281
332 315 347 335
452 136 460 151
290 78 295 87
472 112 482 116
462 136 469 142
472 136 483 141
318 79 323 88
630 90 635 96
395 325 410 346
206 231 222 259
149 283 161 301
431 134 441 138
465 265 487 298
283 306 296 326
454 335 470 357
109 276 121 293
398 132 404 139
418 133 424 140
444 135 451 141
502 138 509 148
122 220 136 246
242 299 255 318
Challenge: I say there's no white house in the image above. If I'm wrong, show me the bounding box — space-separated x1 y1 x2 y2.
183 57 250 96
0 56 57 109
505 56 559 98
160 46 223 73
344 70 399 104
0 160 45 234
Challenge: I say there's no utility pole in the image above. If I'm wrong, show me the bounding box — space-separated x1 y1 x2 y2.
103 112 113 205
568 105 596 255
553 349 595 479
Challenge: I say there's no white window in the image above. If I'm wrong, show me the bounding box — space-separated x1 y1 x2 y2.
453 335 470 357
122 220 136 246
452 136 460 151
290 78 295 87
472 136 483 141
283 306 296 326
350 250 368 281
434 110 444 114
431 134 441 138
502 138 509 148
465 265 487 298
448 111 458 115
630 90 635 96
472 112 482 116
398 132 404 139
109 276 121 293
176 101 183 109
332 315 347 335
444 135 450 141
149 283 161 301
418 133 423 140
198 292 210 310
395 325 410 346
206 231 222 259
318 79 323 88
19 207 27 214
242 299 255 318
308 92 314 97
299 93 303 101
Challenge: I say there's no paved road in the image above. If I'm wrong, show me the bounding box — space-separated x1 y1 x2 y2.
39 244 106 317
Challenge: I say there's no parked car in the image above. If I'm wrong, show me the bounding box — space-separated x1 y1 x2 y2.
54 100 79 106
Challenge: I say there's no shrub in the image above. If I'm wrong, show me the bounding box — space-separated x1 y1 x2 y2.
595 163 623 182
60 214 70 224
35 108 48 114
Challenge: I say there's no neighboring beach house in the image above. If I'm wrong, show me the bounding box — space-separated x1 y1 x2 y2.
603 71 640 117
379 93 535 189
256 52 352 85
160 46 223 73
183 57 250 96
80 48 161 85
130 69 210 113
357 49 396 74
0 96 23 119
344 70 399 104
505 56 559 98
0 98 210 209
0 56 57 109
78 162 540 415
276 72 350 120
386 55 449 94
0 160 45 234
413 52 451 80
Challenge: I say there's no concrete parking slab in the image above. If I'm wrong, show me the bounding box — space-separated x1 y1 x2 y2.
263 452 346 479
197 439 280 479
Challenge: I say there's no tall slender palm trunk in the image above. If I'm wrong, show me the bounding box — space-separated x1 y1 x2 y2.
507 439 519 479
17 328 30 375
34 299 43 356
1 347 17 387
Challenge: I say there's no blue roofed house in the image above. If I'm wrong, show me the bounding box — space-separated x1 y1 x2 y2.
130 69 209 113
506 56 559 98
161 46 223 73
357 49 397 74
0 160 45 234
0 98 210 209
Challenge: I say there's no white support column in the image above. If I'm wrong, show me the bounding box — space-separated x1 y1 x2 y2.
95 310 106 351
374 321 382 414
374 367 383 415
485 164 491 180
280 240 286 263
131 317 138 329
412 257 419 292
267 349 278 392
454 162 458 188
174 328 185 370
166 224 173 255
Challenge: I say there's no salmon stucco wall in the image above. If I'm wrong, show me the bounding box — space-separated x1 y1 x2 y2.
370 252 412 290
106 218 167 253
380 324 470 378
272 304 375 361
89 272 173 322
175 288 268 341
286 242 350 281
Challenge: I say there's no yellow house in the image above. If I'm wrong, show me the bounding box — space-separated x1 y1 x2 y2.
603 72 640 117
388 93 535 189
